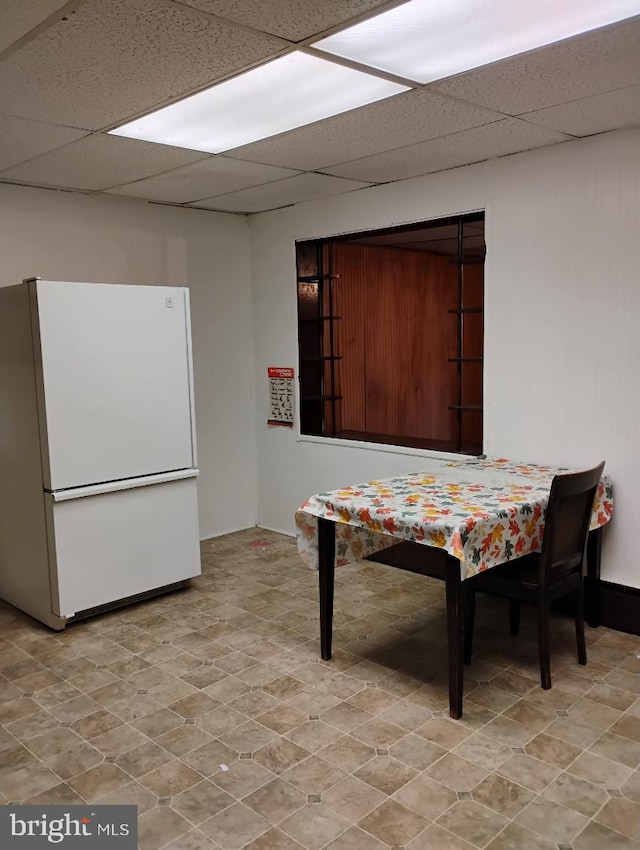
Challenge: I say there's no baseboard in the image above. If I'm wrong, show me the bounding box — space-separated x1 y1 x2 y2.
597 581 640 636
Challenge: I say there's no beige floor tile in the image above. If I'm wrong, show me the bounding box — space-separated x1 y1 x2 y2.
91 723 149 757
322 775 386 821
0 763 60 801
280 802 349 850
7 709 60 742
524 732 583 768
589 731 640 768
472 772 535 818
44 741 104 780
611 714 640 743
95 779 157 814
417 718 472 749
347 688 399 714
171 779 235 824
360 798 428 845
221 721 279 754
70 708 124 740
485 822 556 849
67 763 130 802
569 751 634 789
393 772 457 819
321 701 372 732
285 720 342 752
407 823 476 849
255 705 307 736
542 771 608 816
596 797 640 841
132 707 184 739
437 799 509 847
138 806 192 850
389 732 448 770
355 754 419 795
181 739 239 777
497 753 560 793
201 801 270 849
573 820 640 850
25 781 86 805
324 825 387 849
0 743 39 776
621 771 640 804
243 826 306 848
116 739 175 777
139 759 203 797
502 699 556 732
567 696 622 730
197 706 247 738
211 760 275 799
318 734 376 773
425 753 489 793
516 796 590 843
254 738 311 774
586 684 637 711
244 778 306 823
482 716 536 748
542 716 602 748
280 755 346 795
453 733 512 771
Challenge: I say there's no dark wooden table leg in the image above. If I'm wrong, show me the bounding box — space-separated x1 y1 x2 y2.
318 517 335 661
586 527 602 628
445 555 464 719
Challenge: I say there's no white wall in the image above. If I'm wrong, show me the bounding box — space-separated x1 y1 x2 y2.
0 184 257 539
249 128 640 589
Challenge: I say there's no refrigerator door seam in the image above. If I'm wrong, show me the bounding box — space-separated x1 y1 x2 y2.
50 468 200 501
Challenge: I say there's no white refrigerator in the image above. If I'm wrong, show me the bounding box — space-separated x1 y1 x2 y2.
0 278 201 629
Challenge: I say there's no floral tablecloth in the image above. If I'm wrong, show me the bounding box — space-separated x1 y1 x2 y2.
295 457 613 580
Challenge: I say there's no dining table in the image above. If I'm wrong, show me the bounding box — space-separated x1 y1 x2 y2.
295 456 613 718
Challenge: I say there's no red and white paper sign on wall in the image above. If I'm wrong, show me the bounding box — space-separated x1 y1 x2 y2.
268 367 295 427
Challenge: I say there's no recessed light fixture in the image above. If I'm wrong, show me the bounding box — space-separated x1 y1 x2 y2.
109 51 409 153
313 0 640 84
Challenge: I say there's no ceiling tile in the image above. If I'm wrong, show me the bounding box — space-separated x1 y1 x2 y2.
0 0 69 53
227 88 504 170
0 0 285 130
521 85 640 137
432 18 640 115
177 0 394 41
0 133 207 190
106 156 300 203
191 172 372 213
323 119 571 183
0 113 88 170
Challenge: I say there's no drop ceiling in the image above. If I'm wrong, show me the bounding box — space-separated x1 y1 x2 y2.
0 0 639 215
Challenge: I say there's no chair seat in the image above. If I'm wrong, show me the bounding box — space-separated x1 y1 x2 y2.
469 553 582 604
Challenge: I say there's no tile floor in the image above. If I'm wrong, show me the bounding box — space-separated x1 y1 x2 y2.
0 528 639 850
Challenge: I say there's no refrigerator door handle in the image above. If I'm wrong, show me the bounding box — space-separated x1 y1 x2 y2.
49 468 199 501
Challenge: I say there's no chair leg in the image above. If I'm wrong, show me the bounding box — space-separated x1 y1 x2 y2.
538 603 552 690
575 581 587 666
509 599 521 636
463 589 475 665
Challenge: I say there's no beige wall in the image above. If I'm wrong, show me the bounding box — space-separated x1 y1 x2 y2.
249 129 640 589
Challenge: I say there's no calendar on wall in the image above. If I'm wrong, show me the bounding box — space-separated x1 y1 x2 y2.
267 367 295 427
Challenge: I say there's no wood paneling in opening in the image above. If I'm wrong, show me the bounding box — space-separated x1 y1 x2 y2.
333 243 458 442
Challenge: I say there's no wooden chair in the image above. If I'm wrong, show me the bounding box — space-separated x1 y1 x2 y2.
463 462 605 689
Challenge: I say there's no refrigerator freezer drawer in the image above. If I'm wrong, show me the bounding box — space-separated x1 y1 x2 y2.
47 476 201 618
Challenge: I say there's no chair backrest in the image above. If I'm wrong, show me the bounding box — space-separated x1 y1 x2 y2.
539 462 605 586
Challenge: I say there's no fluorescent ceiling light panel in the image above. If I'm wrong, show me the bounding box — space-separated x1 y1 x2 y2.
110 51 408 153
313 0 640 84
